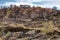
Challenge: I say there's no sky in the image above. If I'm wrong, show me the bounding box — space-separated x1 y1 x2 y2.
0 0 60 9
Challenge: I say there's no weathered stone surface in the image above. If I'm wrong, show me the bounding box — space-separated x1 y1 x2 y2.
0 38 2 40
11 32 23 38
8 37 17 40
0 5 60 40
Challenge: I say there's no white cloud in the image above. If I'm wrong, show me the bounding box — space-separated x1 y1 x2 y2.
0 2 34 7
15 0 60 8
0 0 60 9
16 0 42 2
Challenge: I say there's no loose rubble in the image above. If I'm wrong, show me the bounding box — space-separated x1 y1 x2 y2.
0 5 60 40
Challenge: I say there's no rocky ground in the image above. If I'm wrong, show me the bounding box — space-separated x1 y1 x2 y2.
0 16 60 40
0 29 60 40
0 5 60 40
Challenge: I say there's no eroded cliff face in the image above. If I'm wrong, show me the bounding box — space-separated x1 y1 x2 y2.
0 5 60 40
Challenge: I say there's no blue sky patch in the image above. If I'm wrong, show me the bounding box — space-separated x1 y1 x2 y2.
0 0 60 9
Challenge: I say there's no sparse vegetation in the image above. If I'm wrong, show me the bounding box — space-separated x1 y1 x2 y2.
0 5 60 40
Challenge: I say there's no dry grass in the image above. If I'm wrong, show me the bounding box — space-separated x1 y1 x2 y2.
0 20 60 34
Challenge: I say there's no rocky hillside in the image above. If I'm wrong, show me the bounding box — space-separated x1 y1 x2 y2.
0 5 59 20
0 5 60 40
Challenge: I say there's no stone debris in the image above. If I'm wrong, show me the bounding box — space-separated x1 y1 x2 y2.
0 5 60 40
